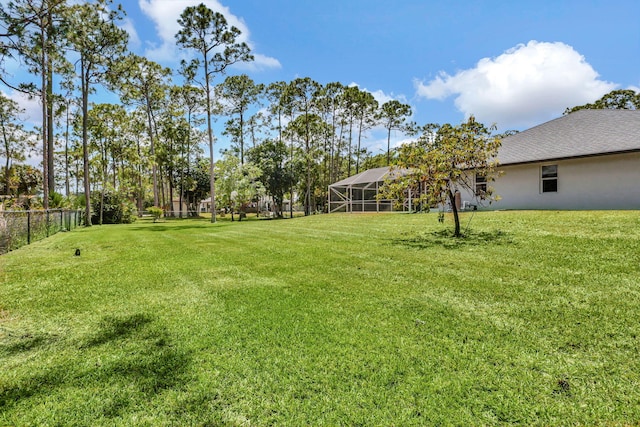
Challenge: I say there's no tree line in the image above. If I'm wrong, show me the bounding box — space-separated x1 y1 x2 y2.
2 1 636 227
0 0 416 224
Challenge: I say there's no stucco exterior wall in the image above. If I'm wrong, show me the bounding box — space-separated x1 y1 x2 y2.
459 152 640 210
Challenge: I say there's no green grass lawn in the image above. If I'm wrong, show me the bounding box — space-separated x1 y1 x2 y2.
1 211 639 426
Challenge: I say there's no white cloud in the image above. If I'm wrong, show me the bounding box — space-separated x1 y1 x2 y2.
368 89 394 106
0 91 41 166
2 90 42 127
415 41 617 129
235 53 283 72
362 134 416 158
121 16 141 49
137 0 280 70
348 82 408 106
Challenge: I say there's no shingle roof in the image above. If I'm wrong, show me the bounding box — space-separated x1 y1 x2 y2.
497 109 640 165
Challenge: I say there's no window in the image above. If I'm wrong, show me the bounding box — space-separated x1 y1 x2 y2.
475 174 487 196
541 165 558 193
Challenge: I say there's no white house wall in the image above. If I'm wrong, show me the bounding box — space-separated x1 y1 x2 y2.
462 152 640 210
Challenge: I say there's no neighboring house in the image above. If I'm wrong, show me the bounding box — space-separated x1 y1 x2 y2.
328 167 397 213
199 197 213 213
171 199 189 215
462 109 640 210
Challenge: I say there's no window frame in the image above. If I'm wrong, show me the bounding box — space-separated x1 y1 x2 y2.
540 164 558 193
475 173 487 196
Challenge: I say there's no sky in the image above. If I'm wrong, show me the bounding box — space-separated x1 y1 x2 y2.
3 0 640 156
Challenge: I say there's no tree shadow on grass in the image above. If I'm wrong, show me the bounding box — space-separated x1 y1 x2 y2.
82 313 153 348
392 229 514 250
0 332 59 357
129 223 222 233
129 220 240 233
0 312 192 420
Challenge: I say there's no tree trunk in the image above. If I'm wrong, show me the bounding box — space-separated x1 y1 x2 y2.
2 117 11 193
356 116 363 174
168 168 174 217
112 153 117 189
47 59 55 196
159 165 166 212
99 185 104 226
146 100 158 207
289 133 294 219
239 112 244 165
386 127 392 166
64 104 70 197
335 122 345 181
136 135 144 216
347 118 353 176
3 152 9 195
179 146 185 219
41 27 49 210
81 62 91 226
448 187 461 237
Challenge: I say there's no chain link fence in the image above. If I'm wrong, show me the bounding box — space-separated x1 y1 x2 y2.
0 209 84 255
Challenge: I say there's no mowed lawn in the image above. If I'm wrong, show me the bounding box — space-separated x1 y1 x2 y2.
1 211 639 426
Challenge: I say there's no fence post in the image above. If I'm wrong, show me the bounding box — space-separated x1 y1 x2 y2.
27 210 31 245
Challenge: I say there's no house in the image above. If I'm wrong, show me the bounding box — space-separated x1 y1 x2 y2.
199 197 213 213
171 198 189 215
464 109 640 210
329 109 640 212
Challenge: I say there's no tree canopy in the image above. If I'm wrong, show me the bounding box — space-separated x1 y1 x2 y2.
0 1 425 221
565 89 640 114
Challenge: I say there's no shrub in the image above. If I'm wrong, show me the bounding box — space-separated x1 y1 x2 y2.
49 191 65 208
74 194 86 209
91 191 137 224
148 206 163 222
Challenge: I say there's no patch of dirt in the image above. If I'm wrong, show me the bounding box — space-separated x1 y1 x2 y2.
0 308 12 323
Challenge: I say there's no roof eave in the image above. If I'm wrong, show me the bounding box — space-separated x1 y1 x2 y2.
498 148 640 167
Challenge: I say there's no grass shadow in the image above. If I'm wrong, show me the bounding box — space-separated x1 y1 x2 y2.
0 363 71 410
129 224 220 233
0 312 192 418
129 219 239 233
0 332 58 357
82 313 153 348
102 336 191 394
392 228 514 250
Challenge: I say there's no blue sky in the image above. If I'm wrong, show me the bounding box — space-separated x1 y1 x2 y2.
3 0 640 155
